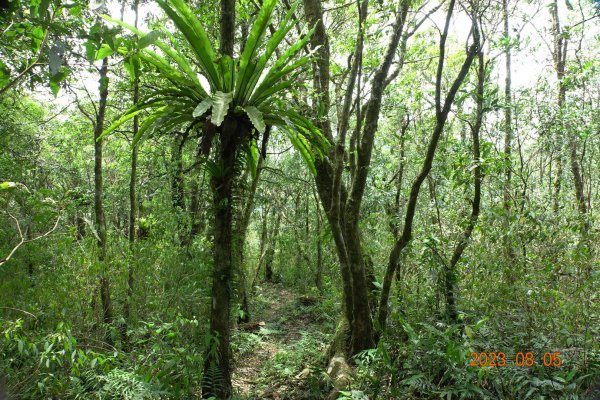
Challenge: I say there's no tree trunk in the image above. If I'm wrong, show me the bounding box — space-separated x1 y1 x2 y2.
551 0 566 213
123 0 140 348
202 9 237 392
445 49 484 324
202 119 239 399
171 134 186 243
314 187 324 293
502 0 513 211
264 212 281 282
378 0 480 330
304 0 410 356
502 0 518 281
94 57 112 335
189 170 205 240
251 205 270 290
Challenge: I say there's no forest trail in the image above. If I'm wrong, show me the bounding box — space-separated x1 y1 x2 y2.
232 284 321 399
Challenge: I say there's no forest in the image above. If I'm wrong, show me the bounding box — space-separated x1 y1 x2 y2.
0 0 599 398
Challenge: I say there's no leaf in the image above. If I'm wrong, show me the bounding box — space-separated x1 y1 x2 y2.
133 107 167 147
31 26 44 53
242 106 265 134
284 126 316 175
49 66 70 97
123 55 140 81
235 0 277 103
101 14 206 96
139 30 162 49
95 43 113 60
0 182 17 190
243 139 259 179
219 55 236 94
193 98 212 118
84 41 97 62
155 0 221 90
210 91 233 126
0 62 10 87
100 99 165 140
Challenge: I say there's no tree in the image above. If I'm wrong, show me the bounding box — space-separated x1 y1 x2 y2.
303 0 435 356
378 0 481 330
101 0 326 396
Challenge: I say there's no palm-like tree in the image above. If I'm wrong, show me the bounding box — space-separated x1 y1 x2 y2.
102 0 326 397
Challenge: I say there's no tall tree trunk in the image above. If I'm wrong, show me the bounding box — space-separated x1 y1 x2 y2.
202 120 240 399
502 0 518 282
551 0 566 213
171 135 186 243
314 187 324 293
219 0 235 57
123 0 140 348
445 49 484 324
251 205 270 290
202 2 237 395
304 0 412 356
389 116 409 241
95 57 112 335
502 0 513 211
264 211 281 282
189 170 205 240
378 1 480 330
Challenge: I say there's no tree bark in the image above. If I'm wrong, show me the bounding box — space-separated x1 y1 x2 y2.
314 186 324 293
445 49 484 324
264 211 281 282
219 0 235 57
123 0 140 348
171 134 186 243
378 0 480 330
94 57 112 335
202 2 238 395
502 0 513 210
551 0 566 213
202 117 243 399
304 0 413 356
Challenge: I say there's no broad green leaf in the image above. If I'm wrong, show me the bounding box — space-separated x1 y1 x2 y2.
49 66 70 97
155 0 221 90
102 15 207 97
31 26 44 53
84 41 97 62
237 1 300 105
243 139 259 179
0 61 10 87
219 55 236 94
210 91 233 126
133 107 167 147
252 56 312 105
100 99 167 140
235 0 277 103
242 106 266 134
284 124 316 175
95 44 113 60
193 98 212 118
139 30 161 49
138 51 200 95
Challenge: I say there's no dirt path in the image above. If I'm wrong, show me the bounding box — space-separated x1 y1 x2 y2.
231 285 316 398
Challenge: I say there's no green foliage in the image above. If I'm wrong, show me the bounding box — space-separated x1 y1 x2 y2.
100 0 327 176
